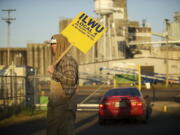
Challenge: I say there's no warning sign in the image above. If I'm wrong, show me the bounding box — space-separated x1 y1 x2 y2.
61 11 106 54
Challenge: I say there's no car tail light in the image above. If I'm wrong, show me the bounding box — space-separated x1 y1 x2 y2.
137 102 143 106
130 98 143 107
99 104 104 108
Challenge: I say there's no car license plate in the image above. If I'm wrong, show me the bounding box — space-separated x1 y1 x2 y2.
115 102 120 107
115 102 127 107
120 102 127 107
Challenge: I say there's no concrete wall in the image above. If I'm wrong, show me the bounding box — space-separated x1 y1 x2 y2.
152 47 180 60
27 43 52 76
0 48 27 66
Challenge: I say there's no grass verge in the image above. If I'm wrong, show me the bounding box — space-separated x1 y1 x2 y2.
0 110 47 127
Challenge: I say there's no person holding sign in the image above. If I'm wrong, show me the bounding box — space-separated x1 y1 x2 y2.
46 11 106 135
47 34 79 135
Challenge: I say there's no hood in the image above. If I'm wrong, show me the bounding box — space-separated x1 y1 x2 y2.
51 34 70 62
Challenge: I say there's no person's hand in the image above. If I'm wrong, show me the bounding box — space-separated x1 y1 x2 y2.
47 65 55 74
76 87 79 93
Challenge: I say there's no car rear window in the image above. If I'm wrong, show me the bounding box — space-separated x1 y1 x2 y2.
104 88 141 97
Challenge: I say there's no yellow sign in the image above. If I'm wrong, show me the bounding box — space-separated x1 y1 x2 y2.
61 11 106 54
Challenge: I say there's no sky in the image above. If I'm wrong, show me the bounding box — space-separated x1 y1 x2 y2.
0 0 180 48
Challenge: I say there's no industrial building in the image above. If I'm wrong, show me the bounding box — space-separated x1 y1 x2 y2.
57 0 180 85
59 0 152 64
168 11 180 43
0 0 179 76
0 48 27 66
27 43 52 76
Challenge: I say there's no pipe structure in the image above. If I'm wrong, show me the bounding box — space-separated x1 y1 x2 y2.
128 40 180 45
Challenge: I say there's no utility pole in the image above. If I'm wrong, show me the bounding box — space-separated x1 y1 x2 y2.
2 9 16 66
165 19 169 88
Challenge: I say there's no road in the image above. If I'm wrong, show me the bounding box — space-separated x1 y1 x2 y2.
0 108 180 135
0 89 180 135
75 110 180 135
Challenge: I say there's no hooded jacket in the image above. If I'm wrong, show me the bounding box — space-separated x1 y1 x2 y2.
51 34 70 63
49 34 79 103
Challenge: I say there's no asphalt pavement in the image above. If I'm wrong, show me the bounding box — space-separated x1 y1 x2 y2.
0 88 180 135
0 102 180 135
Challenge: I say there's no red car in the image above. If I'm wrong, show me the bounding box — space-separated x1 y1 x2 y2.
98 87 151 124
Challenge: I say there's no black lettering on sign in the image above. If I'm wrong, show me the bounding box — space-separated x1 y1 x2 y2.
78 12 104 33
79 13 85 20
82 15 88 23
96 25 104 33
87 19 98 28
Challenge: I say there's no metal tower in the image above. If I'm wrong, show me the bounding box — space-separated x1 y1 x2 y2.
2 9 16 65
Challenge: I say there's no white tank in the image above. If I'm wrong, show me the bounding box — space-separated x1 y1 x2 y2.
94 0 113 15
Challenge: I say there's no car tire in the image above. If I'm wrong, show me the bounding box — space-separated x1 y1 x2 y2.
98 117 106 125
138 112 148 124
141 118 148 124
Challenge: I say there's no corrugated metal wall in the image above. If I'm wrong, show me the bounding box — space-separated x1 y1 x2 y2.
0 48 27 66
169 22 180 40
27 44 52 76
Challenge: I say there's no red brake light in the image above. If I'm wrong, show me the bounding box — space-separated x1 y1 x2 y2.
130 98 143 107
99 104 104 108
137 102 143 106
131 100 137 106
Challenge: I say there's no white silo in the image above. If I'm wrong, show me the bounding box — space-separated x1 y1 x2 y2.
94 0 113 15
94 0 114 61
168 11 180 41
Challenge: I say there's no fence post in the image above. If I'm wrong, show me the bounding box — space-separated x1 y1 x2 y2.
138 64 141 91
114 76 117 88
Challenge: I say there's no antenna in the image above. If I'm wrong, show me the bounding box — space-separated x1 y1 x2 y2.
2 9 16 65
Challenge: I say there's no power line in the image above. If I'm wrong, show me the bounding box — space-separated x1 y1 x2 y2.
1 9 16 66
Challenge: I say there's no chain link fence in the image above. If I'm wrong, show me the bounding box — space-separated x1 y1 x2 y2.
0 74 51 119
0 75 26 106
